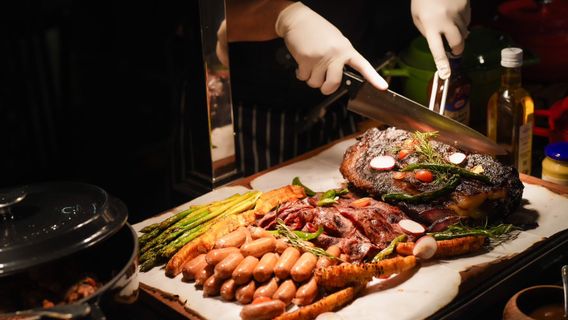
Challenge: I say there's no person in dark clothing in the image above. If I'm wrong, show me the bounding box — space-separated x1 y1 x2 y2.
219 0 470 176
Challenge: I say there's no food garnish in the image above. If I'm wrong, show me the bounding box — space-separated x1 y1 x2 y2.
448 152 466 165
429 221 518 244
292 176 316 197
412 235 438 259
274 219 340 262
401 163 491 184
370 155 396 170
316 188 349 207
372 234 407 262
398 219 426 236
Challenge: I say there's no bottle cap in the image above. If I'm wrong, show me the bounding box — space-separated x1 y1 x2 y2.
501 48 523 68
545 142 568 162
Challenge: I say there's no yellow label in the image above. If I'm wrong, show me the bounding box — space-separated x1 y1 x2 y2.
517 122 532 174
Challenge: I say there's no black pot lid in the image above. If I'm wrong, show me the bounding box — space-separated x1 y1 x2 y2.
0 182 128 276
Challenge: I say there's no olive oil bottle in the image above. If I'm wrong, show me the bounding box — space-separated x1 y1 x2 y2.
487 48 534 174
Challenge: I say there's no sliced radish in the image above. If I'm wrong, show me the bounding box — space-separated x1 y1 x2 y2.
398 219 426 236
370 155 395 171
413 235 438 259
448 152 466 165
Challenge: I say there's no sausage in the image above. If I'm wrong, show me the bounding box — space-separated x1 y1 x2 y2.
249 226 273 239
253 252 279 283
274 247 301 280
232 255 260 285
240 237 276 258
290 252 317 282
203 275 223 297
195 265 214 286
275 239 289 254
253 278 279 299
272 280 297 305
293 277 318 306
316 245 341 269
242 226 253 244
182 254 207 281
215 228 247 249
240 300 286 320
220 279 237 301
236 281 256 305
205 247 241 266
215 252 244 279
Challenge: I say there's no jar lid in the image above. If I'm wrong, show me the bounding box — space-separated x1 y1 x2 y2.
545 142 568 162
0 182 128 276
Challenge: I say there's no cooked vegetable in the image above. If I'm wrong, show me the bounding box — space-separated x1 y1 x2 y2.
274 220 341 262
274 286 362 320
448 152 466 165
382 175 460 203
370 155 396 171
316 188 349 207
402 163 491 184
412 235 437 259
372 234 407 262
396 236 486 258
270 226 324 241
315 256 417 288
349 197 371 208
414 169 434 183
429 222 517 242
398 219 426 236
292 177 316 197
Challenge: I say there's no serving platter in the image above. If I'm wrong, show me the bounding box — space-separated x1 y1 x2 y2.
134 137 568 320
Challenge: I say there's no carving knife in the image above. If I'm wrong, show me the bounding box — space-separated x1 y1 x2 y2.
343 71 506 155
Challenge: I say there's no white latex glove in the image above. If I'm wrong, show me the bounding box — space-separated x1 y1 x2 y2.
411 0 471 79
216 20 229 67
275 2 388 95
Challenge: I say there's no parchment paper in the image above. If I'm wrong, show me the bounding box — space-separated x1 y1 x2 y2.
135 139 568 320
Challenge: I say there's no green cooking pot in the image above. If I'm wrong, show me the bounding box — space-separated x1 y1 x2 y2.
381 27 538 130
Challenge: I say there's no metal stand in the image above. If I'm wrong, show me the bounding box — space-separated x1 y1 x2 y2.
173 0 240 197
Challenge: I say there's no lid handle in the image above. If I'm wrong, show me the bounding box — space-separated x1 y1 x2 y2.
0 187 27 219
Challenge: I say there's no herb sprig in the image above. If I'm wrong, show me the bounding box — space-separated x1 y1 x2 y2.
429 220 519 246
275 219 343 261
412 131 445 164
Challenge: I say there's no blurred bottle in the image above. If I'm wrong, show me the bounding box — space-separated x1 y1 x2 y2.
429 53 472 125
487 48 534 174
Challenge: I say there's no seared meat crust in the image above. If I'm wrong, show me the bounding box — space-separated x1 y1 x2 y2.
340 128 524 224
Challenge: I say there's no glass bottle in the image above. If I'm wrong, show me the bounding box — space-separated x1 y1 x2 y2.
487 48 534 174
429 53 472 125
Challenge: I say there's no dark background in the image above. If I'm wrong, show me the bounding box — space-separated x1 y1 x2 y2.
0 0 524 223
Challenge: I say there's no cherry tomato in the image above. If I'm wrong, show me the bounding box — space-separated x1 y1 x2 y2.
397 149 412 160
415 169 434 183
252 296 272 304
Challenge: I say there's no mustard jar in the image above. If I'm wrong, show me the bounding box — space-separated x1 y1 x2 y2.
541 142 568 186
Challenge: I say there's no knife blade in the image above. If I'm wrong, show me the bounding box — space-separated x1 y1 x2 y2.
344 71 506 155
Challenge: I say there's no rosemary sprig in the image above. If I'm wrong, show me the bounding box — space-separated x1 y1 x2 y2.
412 131 445 164
429 221 519 245
275 219 343 262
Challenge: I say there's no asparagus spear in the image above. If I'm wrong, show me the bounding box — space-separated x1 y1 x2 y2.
159 192 261 259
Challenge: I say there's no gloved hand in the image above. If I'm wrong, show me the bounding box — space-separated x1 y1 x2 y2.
275 2 388 95
411 0 471 79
